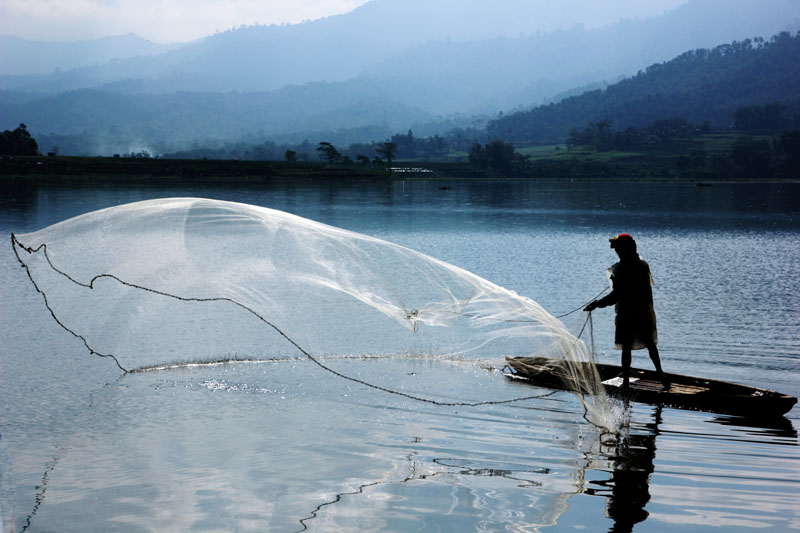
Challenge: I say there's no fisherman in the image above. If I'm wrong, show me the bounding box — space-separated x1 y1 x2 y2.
584 233 670 389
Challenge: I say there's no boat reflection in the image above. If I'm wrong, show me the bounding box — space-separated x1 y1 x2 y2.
708 413 797 441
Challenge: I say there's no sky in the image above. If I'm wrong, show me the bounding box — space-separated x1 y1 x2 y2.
1 0 693 44
0 0 371 43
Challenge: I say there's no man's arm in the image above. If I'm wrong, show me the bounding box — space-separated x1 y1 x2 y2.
584 282 618 312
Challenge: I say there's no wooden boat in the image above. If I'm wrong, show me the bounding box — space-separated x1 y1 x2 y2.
505 356 797 416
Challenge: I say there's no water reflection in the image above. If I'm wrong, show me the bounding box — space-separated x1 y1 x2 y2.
586 404 662 533
582 405 798 533
3 179 799 237
295 454 552 532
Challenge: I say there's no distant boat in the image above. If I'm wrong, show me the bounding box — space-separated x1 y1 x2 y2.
505 356 797 416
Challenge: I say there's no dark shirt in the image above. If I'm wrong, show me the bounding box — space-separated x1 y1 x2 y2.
596 256 657 350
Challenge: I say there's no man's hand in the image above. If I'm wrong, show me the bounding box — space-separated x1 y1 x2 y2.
584 302 598 312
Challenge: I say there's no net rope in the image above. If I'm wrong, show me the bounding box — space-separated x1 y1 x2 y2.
10 198 611 425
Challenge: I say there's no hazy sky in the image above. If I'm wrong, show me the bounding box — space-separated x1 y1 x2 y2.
0 0 371 43
1 0 691 44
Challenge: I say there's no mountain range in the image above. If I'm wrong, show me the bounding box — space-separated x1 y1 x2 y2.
1 1 687 82
1 0 799 155
0 34 184 77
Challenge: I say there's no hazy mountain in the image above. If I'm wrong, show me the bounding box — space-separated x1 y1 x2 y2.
0 34 185 76
7 31 798 157
2 0 797 101
0 0 686 93
365 0 800 112
0 83 440 155
2 0 799 155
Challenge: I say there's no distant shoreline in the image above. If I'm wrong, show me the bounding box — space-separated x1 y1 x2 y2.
1 155 794 184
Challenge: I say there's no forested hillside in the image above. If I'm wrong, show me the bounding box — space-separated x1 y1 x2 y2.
366 0 800 112
488 32 800 144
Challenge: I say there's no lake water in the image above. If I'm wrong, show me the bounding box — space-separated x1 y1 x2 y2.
1 178 799 532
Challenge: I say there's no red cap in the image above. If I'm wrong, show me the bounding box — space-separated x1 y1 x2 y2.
609 233 635 249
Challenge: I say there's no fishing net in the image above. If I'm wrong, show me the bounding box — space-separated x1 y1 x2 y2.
11 197 611 426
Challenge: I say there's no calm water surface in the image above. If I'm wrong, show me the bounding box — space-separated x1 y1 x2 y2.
1 179 799 532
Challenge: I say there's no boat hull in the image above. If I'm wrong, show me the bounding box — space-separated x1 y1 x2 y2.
505 356 797 416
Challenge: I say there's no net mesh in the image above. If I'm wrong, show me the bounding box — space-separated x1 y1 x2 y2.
11 198 611 425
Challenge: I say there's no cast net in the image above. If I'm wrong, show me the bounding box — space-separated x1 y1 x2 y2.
11 198 611 426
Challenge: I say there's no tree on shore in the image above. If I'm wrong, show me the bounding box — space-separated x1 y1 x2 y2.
730 136 773 177
390 130 415 158
375 142 397 167
316 142 341 167
485 139 516 173
0 123 39 156
778 130 800 173
469 139 519 174
284 149 297 163
567 120 613 151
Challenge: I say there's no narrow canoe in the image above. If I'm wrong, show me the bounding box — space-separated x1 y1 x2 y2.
505 356 797 416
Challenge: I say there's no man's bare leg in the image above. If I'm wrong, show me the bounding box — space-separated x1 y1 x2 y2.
621 347 632 391
647 343 670 388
